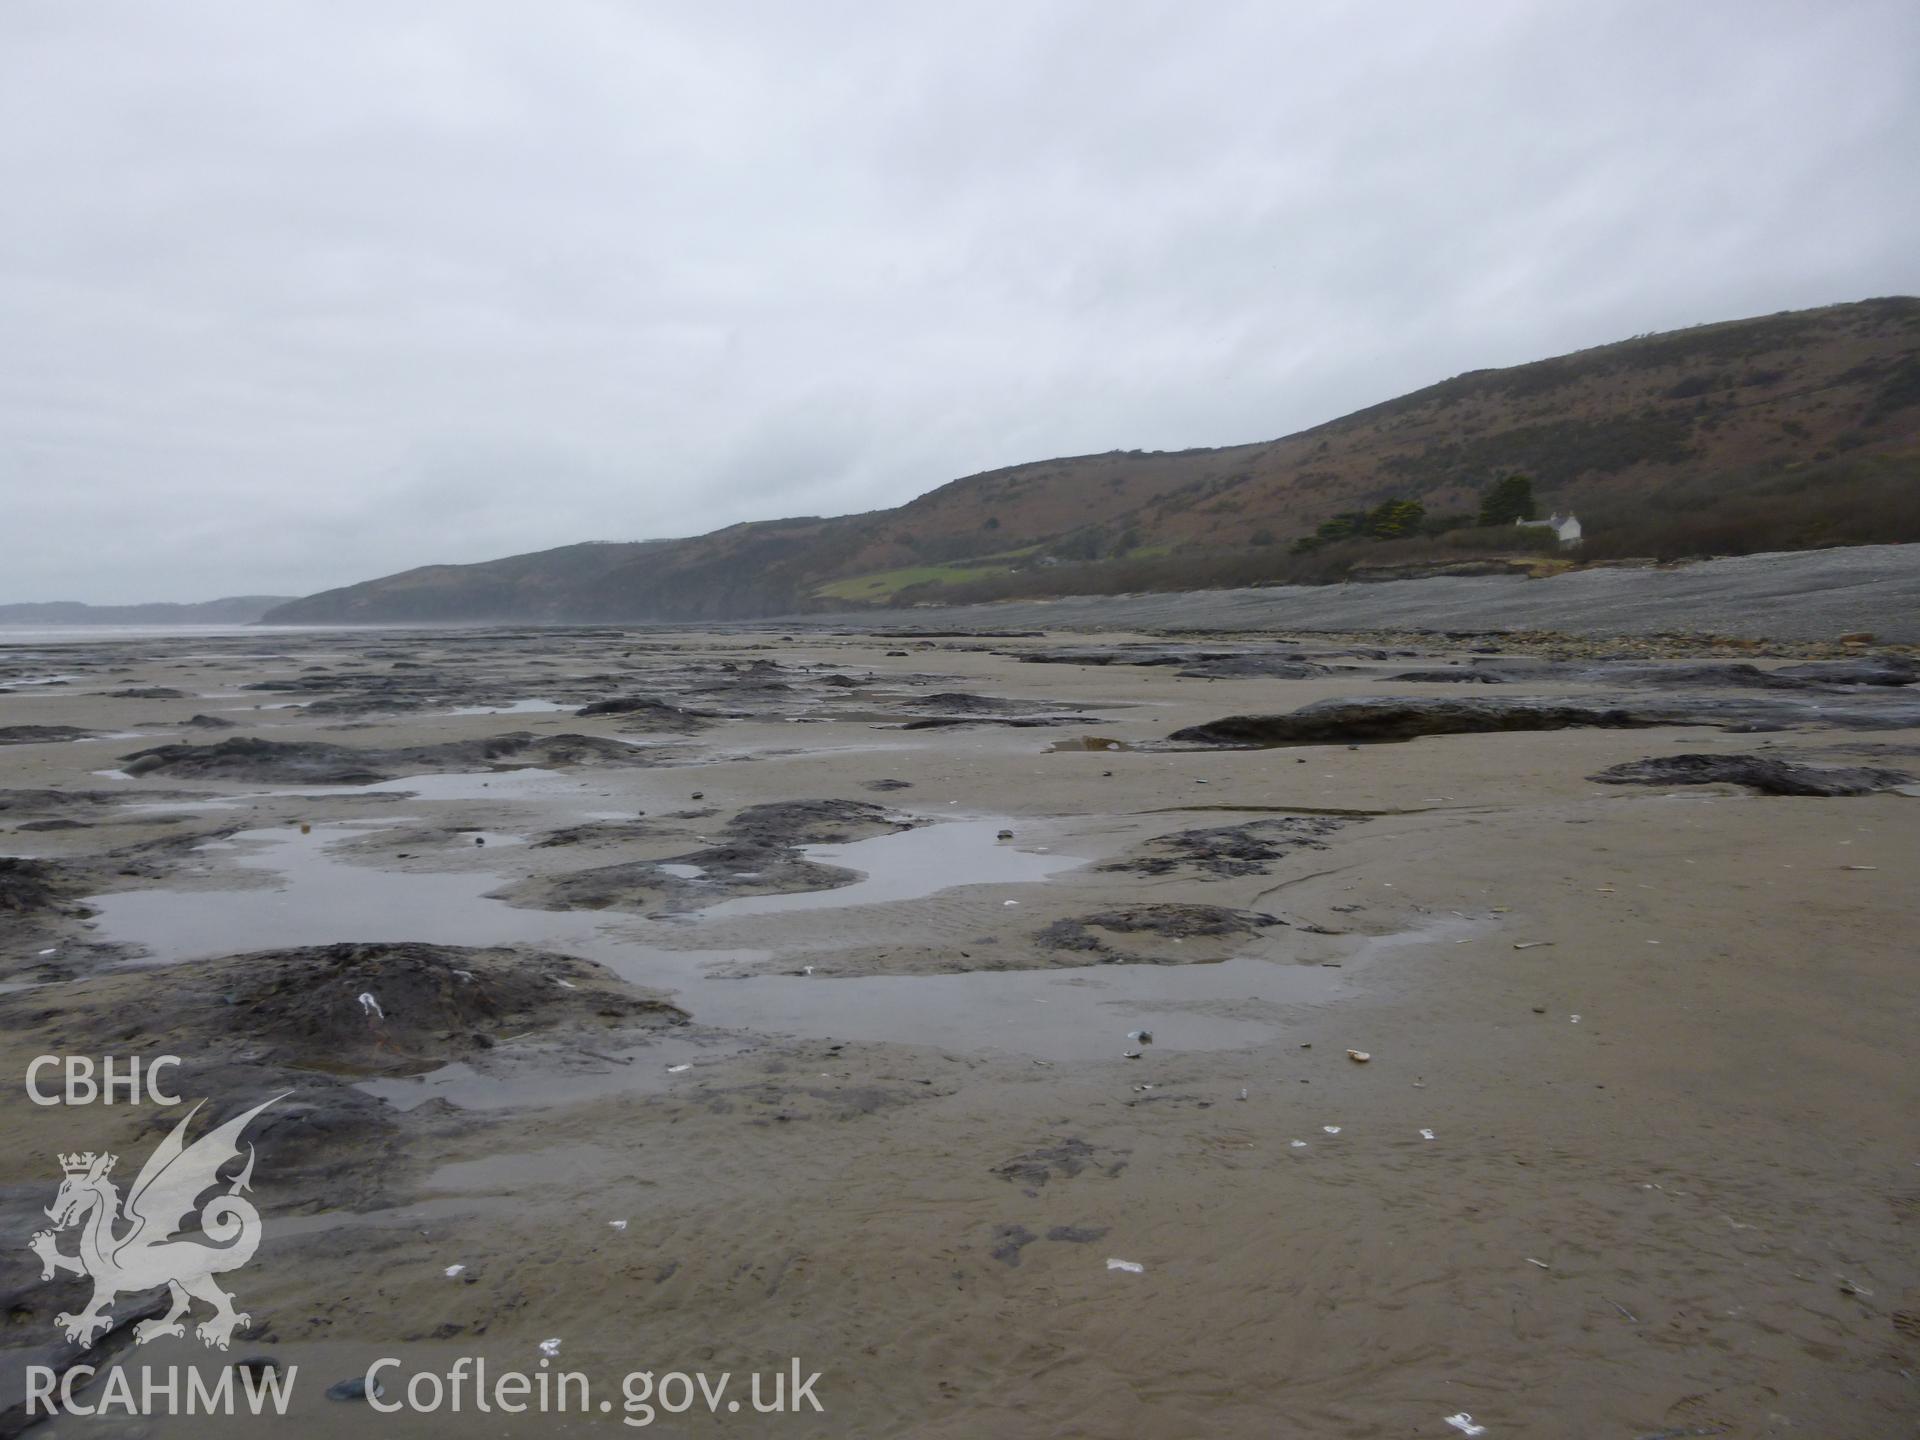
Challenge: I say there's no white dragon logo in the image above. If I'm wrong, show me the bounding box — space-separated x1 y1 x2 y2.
27 1094 284 1351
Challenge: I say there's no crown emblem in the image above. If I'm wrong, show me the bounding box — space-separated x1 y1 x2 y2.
58 1152 112 1175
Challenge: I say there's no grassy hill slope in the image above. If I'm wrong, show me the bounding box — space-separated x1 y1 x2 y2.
267 297 1920 623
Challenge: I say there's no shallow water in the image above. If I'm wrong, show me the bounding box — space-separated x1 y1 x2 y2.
121 767 589 813
589 943 1354 1062
694 819 1080 918
83 815 1078 965
79 814 1464 1086
362 768 594 800
445 699 572 716
86 824 574 960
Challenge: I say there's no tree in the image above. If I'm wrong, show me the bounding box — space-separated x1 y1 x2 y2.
1363 498 1425 539
1479 474 1537 526
1316 512 1365 542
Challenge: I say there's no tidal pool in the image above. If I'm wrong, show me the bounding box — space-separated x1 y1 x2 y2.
78 813 1463 1082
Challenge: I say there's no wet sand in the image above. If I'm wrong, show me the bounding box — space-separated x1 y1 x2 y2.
0 625 1916 1436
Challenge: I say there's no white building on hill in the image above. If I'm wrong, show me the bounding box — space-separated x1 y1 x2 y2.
1515 512 1582 546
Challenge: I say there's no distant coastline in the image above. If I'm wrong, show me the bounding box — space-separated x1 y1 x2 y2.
0 596 294 626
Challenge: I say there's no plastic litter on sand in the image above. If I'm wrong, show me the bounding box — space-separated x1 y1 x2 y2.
1444 1415 1487 1436
1105 1258 1145 1274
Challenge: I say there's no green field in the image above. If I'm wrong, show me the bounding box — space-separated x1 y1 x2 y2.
810 546 1046 604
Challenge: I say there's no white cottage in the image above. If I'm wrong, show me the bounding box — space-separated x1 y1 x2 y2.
1515 512 1582 547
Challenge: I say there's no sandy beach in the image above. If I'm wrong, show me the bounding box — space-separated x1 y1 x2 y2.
1 623 1916 1437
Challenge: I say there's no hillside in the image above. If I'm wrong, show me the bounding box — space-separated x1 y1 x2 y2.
0 595 295 625
266 297 1920 624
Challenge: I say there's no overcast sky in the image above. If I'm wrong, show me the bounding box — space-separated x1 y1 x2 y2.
3 1 1915 603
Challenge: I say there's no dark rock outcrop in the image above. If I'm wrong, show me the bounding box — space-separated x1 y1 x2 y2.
497 843 858 915
1170 698 1673 746
900 692 1039 714
724 799 911 845
0 725 93 745
1771 657 1920 687
0 942 686 1079
899 714 1101 730
573 696 709 730
1167 691 1920 747
119 738 390 784
1038 904 1284 959
117 732 654 783
1588 753 1915 796
1383 669 1513 684
1103 817 1350 876
1175 657 1333 679
0 857 67 916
